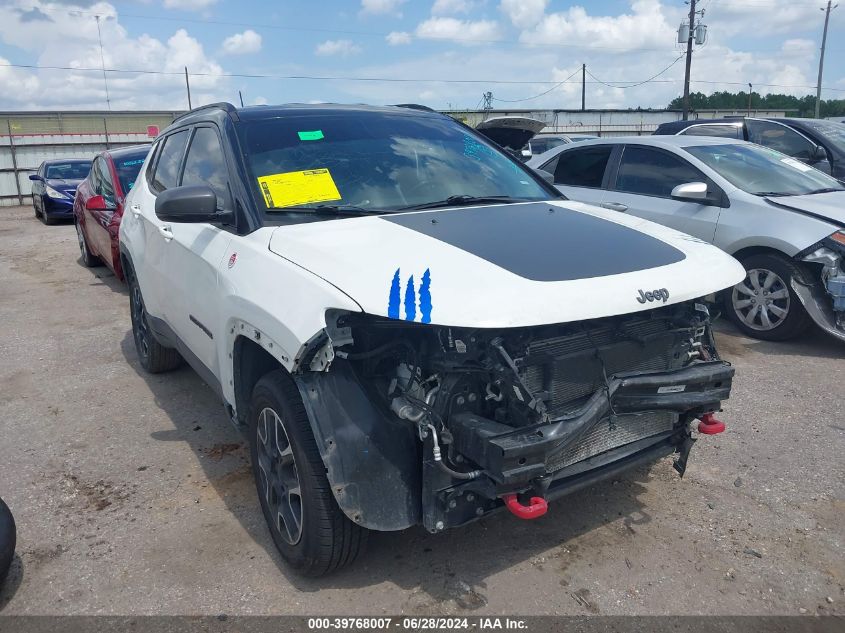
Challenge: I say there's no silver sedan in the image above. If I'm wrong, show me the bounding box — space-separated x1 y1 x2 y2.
528 136 845 343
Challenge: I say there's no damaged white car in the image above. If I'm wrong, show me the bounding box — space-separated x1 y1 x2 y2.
119 103 745 576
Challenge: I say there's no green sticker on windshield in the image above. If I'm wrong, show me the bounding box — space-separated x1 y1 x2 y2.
298 130 324 141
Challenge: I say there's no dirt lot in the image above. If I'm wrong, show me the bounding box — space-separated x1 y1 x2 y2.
0 204 843 616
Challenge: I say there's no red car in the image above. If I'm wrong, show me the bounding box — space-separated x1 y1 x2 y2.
74 145 150 281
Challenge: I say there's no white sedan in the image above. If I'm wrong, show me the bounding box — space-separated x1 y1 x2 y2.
528 136 845 343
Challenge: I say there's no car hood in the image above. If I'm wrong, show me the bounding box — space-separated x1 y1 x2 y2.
45 178 83 192
268 201 745 328
764 191 845 226
475 117 545 151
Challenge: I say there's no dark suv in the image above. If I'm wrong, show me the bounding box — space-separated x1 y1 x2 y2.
654 117 845 180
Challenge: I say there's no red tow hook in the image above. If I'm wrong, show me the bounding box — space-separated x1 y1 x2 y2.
698 412 726 435
502 493 548 520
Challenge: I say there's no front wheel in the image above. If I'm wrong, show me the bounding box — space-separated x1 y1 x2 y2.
127 271 181 373
727 253 811 341
249 370 367 576
0 497 15 587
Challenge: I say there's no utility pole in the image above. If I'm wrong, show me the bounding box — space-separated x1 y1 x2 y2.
185 67 192 110
482 91 492 119
681 0 696 120
581 63 586 111
95 15 111 110
747 83 753 115
815 0 838 118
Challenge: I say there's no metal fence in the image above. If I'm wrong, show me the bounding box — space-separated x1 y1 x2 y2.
0 111 181 207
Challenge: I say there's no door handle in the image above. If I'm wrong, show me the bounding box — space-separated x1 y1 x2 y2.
130 203 142 218
157 225 174 241
601 202 628 212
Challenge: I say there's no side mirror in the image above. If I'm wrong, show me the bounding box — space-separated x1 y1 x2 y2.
535 169 555 185
155 185 220 223
810 145 827 163
671 181 709 202
85 195 111 211
28 174 41 181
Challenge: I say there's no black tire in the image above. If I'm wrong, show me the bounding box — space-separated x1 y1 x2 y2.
75 220 101 268
0 497 15 587
127 269 181 373
42 211 56 226
249 370 367 576
726 253 811 341
34 204 41 220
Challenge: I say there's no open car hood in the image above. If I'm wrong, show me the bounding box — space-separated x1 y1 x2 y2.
268 201 745 328
475 117 546 151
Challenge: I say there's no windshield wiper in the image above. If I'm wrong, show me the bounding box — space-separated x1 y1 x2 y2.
804 187 845 195
267 204 384 216
398 195 528 211
753 191 796 197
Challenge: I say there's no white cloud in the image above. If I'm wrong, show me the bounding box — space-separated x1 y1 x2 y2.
431 0 476 16
415 17 501 45
0 1 227 109
385 31 412 45
162 0 217 9
519 0 674 52
222 29 262 55
499 0 548 29
252 96 268 105
315 39 363 57
360 0 406 16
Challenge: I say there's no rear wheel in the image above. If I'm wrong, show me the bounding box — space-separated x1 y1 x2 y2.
128 270 181 373
727 253 811 341
249 370 367 576
75 220 101 268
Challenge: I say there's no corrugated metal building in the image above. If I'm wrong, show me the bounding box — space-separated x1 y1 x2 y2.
1 110 180 207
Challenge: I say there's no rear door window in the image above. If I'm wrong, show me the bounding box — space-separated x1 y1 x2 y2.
614 146 704 197
681 124 742 139
552 146 613 188
96 157 116 207
151 129 189 193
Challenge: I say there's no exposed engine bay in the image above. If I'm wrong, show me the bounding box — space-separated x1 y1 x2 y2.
298 300 734 532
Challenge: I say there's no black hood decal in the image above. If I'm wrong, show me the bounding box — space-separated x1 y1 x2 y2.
382 203 685 282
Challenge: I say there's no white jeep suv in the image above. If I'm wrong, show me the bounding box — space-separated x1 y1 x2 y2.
120 102 744 576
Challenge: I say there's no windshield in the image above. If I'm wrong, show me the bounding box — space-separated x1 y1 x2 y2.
799 120 845 154
240 111 554 213
685 143 845 196
113 149 149 193
45 162 89 180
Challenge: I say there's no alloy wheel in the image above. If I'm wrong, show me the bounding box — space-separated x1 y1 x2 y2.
255 407 303 546
731 268 791 331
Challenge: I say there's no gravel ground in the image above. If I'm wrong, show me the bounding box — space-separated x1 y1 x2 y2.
0 205 842 616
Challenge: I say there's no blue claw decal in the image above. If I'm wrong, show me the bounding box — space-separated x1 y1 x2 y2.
387 268 433 323
404 275 417 321
419 269 432 324
387 268 401 319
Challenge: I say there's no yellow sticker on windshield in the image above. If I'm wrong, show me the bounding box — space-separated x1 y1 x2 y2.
257 168 341 208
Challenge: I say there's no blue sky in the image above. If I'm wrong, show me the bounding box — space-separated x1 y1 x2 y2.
0 0 842 111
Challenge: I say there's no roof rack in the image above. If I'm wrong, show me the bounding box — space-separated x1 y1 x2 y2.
171 102 238 125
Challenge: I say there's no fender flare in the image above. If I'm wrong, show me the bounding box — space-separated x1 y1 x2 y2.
294 360 421 531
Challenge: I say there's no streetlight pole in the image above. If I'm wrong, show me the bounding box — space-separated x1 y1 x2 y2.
815 1 838 118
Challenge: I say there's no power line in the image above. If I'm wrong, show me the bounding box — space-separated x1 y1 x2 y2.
0 61 842 93
585 54 686 89
491 68 582 103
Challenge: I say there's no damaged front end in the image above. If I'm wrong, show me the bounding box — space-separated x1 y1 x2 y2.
795 230 845 342
296 302 733 533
